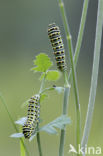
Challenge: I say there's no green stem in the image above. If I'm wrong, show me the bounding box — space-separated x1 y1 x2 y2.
40 87 55 94
36 72 47 156
59 71 70 156
58 0 81 154
20 127 25 156
81 1 103 154
39 73 46 94
68 0 89 83
0 94 29 156
37 124 42 156
67 35 81 154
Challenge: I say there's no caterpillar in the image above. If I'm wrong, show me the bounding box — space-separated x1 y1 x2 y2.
22 94 40 139
48 23 66 72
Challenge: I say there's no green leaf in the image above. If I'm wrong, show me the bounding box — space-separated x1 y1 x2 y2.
10 133 24 138
32 53 53 72
54 86 64 94
40 126 57 134
15 117 27 126
46 70 61 81
40 115 71 134
40 94 48 103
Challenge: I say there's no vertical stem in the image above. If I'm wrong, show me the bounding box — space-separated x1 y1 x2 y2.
67 36 81 154
68 0 89 83
20 138 26 156
81 0 103 154
36 72 47 156
37 125 42 156
20 127 25 156
39 73 46 94
58 0 81 155
59 71 70 156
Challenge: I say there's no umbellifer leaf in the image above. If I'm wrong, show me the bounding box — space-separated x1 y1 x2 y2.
40 115 71 134
46 70 61 81
10 133 24 138
40 94 48 103
32 53 53 72
54 86 64 94
15 117 27 126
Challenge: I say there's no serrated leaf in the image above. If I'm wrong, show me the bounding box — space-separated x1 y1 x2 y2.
46 70 61 81
49 115 71 129
40 115 71 134
15 117 27 126
10 133 24 138
40 94 48 102
40 126 57 134
32 53 53 72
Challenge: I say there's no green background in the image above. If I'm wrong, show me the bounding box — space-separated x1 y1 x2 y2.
0 0 103 155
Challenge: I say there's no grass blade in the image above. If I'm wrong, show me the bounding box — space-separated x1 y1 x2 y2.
0 93 29 156
81 0 103 152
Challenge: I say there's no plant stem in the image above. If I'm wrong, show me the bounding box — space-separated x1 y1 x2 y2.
81 0 103 154
40 87 54 94
59 71 70 156
20 127 25 156
37 124 42 156
58 0 81 154
67 36 81 155
68 0 89 83
36 73 47 156
39 73 46 94
0 94 29 156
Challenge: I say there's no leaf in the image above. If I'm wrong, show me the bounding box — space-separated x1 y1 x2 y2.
40 115 71 134
15 117 27 126
49 115 71 129
46 70 61 81
40 94 48 103
32 53 53 72
29 133 36 142
53 86 64 94
10 133 24 138
40 126 57 134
